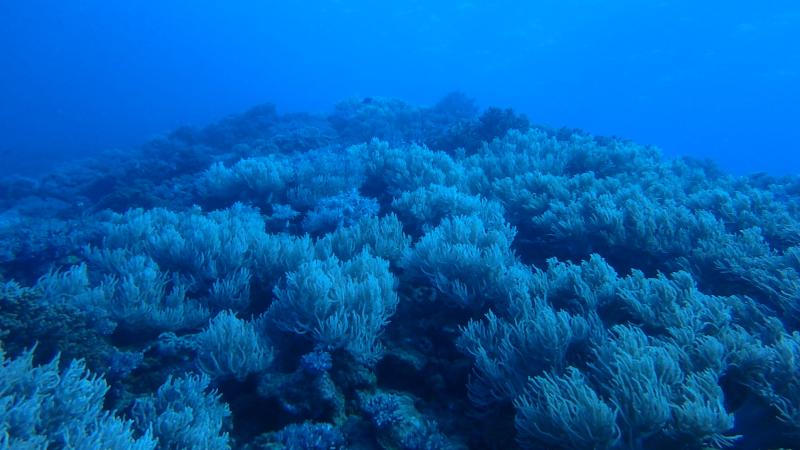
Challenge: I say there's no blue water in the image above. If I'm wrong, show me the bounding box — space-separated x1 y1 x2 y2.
1 1 798 175
3 3 800 450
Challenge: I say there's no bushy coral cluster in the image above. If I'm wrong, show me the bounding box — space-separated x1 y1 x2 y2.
1 94 800 449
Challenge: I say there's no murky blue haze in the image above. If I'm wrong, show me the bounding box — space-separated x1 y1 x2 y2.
2 2 800 450
1 1 798 175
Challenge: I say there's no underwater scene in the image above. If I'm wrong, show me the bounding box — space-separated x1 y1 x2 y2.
2 2 800 450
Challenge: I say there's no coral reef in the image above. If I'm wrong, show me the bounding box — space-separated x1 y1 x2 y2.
2 94 800 449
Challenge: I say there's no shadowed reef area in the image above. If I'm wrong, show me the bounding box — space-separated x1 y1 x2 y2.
2 94 800 449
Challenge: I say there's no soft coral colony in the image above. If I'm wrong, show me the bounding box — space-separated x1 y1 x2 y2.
1 93 800 449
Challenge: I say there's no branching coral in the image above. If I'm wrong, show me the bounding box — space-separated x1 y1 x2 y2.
2 95 800 449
